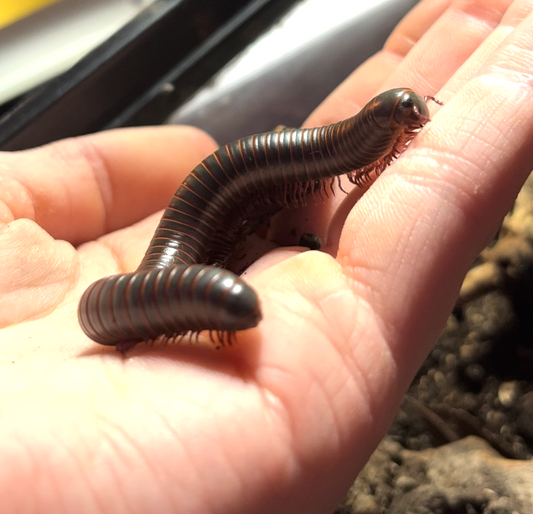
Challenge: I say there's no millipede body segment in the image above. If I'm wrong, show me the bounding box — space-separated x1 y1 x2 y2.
78 88 433 348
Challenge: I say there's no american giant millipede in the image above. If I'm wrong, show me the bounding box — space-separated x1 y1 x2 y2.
78 87 435 349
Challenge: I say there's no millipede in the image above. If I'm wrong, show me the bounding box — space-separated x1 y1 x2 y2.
78 87 438 350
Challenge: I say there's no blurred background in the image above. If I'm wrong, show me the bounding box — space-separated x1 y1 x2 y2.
0 0 418 149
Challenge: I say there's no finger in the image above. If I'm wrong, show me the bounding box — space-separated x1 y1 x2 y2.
437 0 533 98
338 7 533 385
270 0 451 246
375 0 515 100
324 0 533 253
0 126 217 245
305 0 451 127
272 0 512 249
323 185 368 255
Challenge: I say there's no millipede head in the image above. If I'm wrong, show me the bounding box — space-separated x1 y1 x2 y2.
371 88 430 130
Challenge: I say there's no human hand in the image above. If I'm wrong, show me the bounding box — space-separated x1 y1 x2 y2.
1 0 533 512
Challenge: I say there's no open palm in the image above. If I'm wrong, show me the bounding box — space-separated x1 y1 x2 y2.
2 0 533 512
